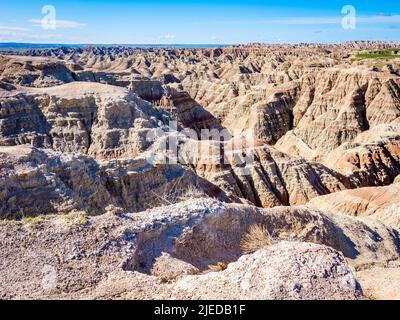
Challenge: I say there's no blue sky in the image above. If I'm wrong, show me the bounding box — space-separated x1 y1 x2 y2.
0 1 400 44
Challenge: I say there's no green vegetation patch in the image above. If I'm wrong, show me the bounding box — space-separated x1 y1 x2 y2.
22 215 46 228
353 48 400 61
356 53 398 60
64 210 88 227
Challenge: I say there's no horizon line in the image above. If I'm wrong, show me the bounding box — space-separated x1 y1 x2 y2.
1 40 400 47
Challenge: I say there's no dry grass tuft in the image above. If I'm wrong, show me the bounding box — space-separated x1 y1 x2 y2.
179 185 207 201
22 215 46 228
240 224 272 254
206 262 228 273
64 210 88 226
151 179 208 208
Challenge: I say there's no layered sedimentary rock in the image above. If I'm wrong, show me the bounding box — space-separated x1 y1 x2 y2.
276 71 400 159
322 125 400 186
2 45 400 210
0 80 352 210
308 182 400 229
0 82 169 159
192 145 350 207
0 55 75 87
3 45 399 165
156 86 223 134
0 145 231 219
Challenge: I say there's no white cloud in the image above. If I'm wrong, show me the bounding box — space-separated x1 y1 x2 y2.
0 31 23 36
160 34 176 39
0 26 31 39
29 19 87 29
0 26 31 32
196 14 400 26
273 15 400 25
0 26 73 43
358 15 400 23
0 33 67 42
28 34 67 40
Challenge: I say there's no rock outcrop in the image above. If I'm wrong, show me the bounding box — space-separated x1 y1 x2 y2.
0 55 75 87
0 82 170 159
308 183 400 229
172 242 362 300
322 125 400 187
1 199 399 299
193 145 350 207
0 145 231 219
276 71 400 160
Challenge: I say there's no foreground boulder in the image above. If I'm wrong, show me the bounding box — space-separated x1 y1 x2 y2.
172 241 362 300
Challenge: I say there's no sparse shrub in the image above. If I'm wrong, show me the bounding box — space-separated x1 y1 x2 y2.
78 214 88 226
105 204 124 215
240 224 272 254
2 219 11 226
64 210 88 226
160 277 170 284
2 219 22 228
151 176 208 208
23 215 46 228
178 185 207 201
207 262 228 273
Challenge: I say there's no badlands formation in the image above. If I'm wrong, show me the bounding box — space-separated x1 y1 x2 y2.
0 42 400 300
